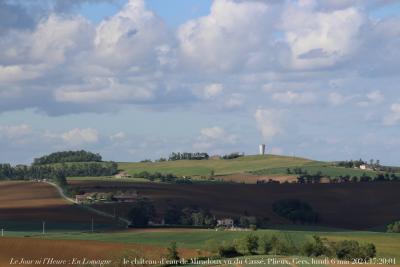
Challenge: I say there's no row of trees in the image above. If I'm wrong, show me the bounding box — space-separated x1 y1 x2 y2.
33 150 102 165
220 153 244 160
132 171 193 184
164 206 215 227
169 152 209 161
0 162 117 180
215 234 376 260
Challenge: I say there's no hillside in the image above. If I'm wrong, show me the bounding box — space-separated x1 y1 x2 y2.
70 180 400 230
118 155 378 182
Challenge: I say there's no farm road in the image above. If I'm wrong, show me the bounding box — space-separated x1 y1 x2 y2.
46 181 131 226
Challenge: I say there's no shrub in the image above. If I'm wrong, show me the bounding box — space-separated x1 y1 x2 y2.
387 221 400 233
302 235 332 257
218 243 241 258
259 235 273 255
335 240 376 260
166 242 180 261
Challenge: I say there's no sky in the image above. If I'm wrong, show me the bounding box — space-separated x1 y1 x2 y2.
1 0 400 165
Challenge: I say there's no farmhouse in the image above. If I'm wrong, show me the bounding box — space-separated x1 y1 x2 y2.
115 171 132 178
359 164 367 170
75 192 113 203
217 218 234 228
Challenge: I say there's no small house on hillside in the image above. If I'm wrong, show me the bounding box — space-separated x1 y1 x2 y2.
217 218 234 228
359 164 367 170
115 171 132 178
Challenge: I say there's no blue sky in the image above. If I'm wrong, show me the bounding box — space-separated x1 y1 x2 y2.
0 0 400 165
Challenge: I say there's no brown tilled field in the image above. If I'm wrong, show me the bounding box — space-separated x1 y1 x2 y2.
0 237 199 267
0 181 113 224
70 180 400 230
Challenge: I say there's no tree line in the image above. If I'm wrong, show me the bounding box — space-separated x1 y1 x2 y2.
169 152 209 161
132 171 193 184
33 150 102 165
213 233 375 261
0 162 117 181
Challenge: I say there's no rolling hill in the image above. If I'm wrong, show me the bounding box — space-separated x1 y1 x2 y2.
117 154 378 183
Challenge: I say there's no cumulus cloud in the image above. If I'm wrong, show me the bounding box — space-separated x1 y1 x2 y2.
282 4 364 69
193 126 237 151
94 0 171 69
254 108 285 141
357 90 385 107
177 0 284 72
61 128 99 145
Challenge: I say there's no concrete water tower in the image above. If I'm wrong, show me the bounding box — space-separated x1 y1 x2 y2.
259 144 266 155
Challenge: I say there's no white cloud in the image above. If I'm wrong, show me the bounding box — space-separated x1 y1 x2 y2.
328 92 354 106
194 126 237 150
272 91 317 105
357 90 384 107
0 124 32 139
254 108 285 141
282 5 364 69
110 131 126 142
61 128 99 145
177 0 282 71
54 77 155 104
94 0 171 69
383 103 400 125
203 83 223 99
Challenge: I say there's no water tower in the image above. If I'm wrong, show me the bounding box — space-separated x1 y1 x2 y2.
259 144 266 155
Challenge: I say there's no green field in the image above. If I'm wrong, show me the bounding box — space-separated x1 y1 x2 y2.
118 155 379 179
6 228 399 261
251 161 377 178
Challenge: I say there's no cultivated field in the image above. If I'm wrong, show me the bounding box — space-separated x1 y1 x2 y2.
0 236 200 267
0 181 116 231
70 180 400 230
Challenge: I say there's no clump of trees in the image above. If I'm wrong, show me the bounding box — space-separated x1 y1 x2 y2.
164 205 216 227
128 198 155 227
169 152 209 161
0 162 118 181
387 221 400 233
303 235 376 260
220 153 244 160
272 199 319 224
213 234 376 260
335 159 367 169
33 150 102 165
133 171 193 184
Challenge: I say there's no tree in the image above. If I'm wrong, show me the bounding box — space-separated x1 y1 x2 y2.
241 234 259 255
259 235 273 255
128 198 155 227
166 242 180 261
